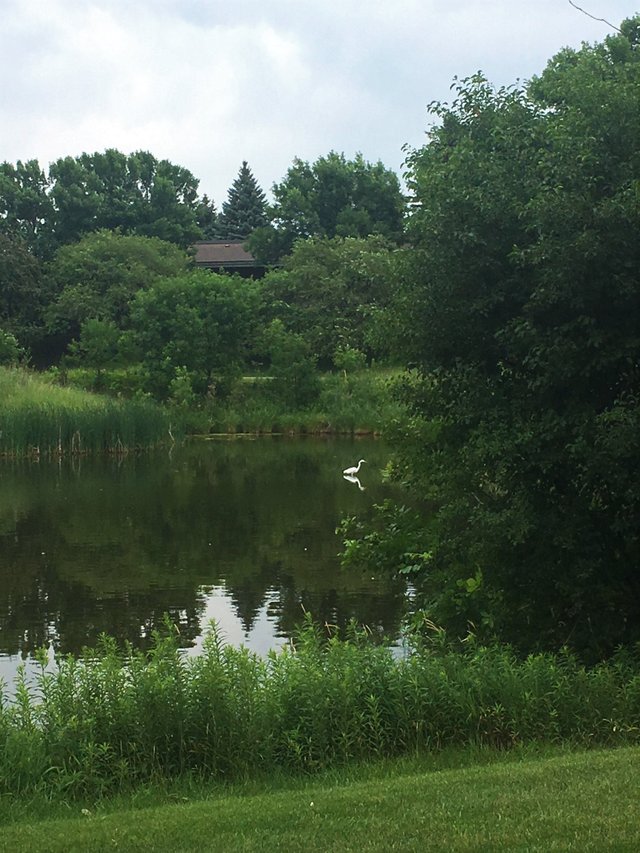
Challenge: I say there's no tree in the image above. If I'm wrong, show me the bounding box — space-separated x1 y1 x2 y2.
43 150 203 249
67 318 121 383
217 161 268 239
47 155 103 246
1 150 205 255
133 156 203 247
45 231 192 354
0 160 54 257
129 270 260 398
0 328 26 365
260 235 396 367
262 319 320 408
351 19 640 658
196 194 219 239
247 152 405 263
0 233 47 358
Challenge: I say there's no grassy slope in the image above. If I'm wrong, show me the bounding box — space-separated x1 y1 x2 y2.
2 746 638 852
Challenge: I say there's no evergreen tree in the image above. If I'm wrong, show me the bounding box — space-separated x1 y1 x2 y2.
218 161 268 239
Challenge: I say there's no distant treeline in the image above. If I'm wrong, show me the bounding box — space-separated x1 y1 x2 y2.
0 148 406 381
0 149 405 260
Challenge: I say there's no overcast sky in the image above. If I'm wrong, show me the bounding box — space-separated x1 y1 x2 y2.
1 1 637 204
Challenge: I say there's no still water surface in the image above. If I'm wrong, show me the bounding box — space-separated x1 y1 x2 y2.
0 437 409 689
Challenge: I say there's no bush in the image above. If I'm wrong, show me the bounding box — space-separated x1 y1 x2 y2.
0 329 26 365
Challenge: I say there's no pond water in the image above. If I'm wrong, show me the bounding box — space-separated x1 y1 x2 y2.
0 437 410 689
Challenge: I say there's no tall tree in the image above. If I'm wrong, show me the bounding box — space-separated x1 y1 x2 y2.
0 160 55 257
48 155 103 246
134 156 203 247
248 152 405 263
347 18 640 658
43 150 203 249
217 161 268 239
196 194 219 239
0 234 46 357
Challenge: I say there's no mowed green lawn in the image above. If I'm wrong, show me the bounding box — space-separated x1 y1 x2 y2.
2 746 638 852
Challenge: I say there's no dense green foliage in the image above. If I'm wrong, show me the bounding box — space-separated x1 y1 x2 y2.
0 618 638 801
0 150 203 257
0 329 25 366
195 194 219 240
345 19 640 656
248 152 405 263
206 366 402 434
128 270 261 398
45 230 192 357
0 159 54 258
0 234 47 358
261 235 396 367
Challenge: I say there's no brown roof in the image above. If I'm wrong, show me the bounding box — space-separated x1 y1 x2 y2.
193 240 260 269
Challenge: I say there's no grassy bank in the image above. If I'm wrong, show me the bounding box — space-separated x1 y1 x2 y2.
206 368 405 435
0 367 173 457
54 365 405 435
1 618 639 805
1 746 638 851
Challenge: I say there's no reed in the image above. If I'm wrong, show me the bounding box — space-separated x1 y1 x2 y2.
0 617 638 801
0 367 173 457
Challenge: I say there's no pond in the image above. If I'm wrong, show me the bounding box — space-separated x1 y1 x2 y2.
0 437 410 689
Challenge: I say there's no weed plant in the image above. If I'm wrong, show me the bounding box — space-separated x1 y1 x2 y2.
0 367 173 456
0 616 639 802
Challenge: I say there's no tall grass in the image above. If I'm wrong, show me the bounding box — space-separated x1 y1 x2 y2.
1 616 638 801
0 367 173 457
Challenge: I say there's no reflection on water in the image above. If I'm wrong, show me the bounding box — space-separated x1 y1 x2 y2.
0 437 408 687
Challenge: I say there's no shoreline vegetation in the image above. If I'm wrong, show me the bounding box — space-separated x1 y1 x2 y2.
0 366 172 458
1 617 639 807
0 365 403 458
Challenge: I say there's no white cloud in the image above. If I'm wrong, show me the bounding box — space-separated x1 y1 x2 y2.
1 0 637 202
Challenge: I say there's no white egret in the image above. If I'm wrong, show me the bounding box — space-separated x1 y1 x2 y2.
343 459 366 476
